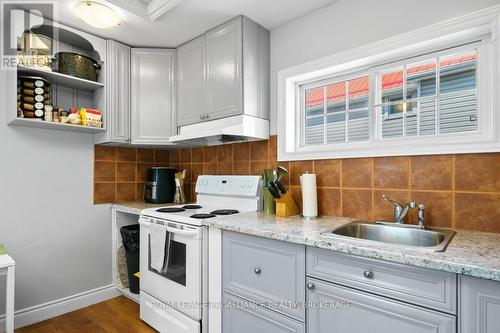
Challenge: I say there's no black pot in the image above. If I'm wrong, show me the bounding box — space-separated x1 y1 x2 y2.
52 52 101 81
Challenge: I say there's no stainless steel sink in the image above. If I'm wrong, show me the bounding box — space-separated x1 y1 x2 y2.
321 221 456 252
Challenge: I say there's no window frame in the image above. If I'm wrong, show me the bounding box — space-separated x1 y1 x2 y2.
277 6 500 161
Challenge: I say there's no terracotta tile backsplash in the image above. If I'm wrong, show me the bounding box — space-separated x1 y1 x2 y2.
94 136 500 233
93 146 171 204
342 158 373 188
455 154 500 192
374 157 409 189
411 155 453 191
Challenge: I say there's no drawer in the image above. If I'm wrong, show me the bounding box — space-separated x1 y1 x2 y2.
307 247 457 314
140 291 200 333
222 292 305 333
307 277 456 333
222 231 305 321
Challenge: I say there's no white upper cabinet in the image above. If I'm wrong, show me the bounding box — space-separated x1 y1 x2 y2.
205 17 242 120
131 48 176 145
177 16 270 127
177 36 206 126
95 40 131 144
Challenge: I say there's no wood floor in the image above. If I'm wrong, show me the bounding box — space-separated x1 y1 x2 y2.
16 296 157 333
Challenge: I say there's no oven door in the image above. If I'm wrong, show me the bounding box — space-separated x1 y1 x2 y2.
139 216 202 320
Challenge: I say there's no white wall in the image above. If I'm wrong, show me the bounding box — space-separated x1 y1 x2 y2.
269 0 500 133
0 79 112 316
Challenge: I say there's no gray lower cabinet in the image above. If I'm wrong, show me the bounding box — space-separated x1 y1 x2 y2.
307 277 456 333
307 247 457 314
222 231 305 321
220 233 500 333
460 276 500 333
222 292 305 333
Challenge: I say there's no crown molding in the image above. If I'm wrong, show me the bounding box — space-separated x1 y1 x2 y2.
105 0 182 21
148 0 183 20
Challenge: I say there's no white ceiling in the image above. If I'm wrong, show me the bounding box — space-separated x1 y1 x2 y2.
26 0 339 47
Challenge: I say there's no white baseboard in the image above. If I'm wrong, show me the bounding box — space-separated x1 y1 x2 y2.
0 284 120 330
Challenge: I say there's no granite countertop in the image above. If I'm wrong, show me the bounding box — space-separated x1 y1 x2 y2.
205 212 500 282
113 201 181 215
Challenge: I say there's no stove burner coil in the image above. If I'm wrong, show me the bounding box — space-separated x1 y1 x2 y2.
182 205 203 209
156 207 186 213
211 209 240 215
190 213 216 219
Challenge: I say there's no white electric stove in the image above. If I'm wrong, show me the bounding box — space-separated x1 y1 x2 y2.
139 175 262 333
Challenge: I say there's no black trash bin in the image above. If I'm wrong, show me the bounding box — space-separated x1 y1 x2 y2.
120 224 140 294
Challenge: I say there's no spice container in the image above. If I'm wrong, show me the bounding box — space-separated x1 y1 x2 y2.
52 107 60 122
17 76 51 119
34 109 44 119
59 109 69 123
44 105 53 122
23 111 35 118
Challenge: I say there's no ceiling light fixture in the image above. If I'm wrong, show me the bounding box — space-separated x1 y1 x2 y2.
74 1 121 29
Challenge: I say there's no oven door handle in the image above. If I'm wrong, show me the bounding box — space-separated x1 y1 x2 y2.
165 226 201 238
139 218 201 239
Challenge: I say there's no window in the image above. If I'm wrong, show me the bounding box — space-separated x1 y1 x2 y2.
300 47 478 148
303 76 369 145
278 8 500 161
376 51 477 139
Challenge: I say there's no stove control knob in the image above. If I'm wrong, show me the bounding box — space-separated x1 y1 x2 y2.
241 180 247 188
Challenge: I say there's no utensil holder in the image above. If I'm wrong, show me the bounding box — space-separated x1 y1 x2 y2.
275 192 300 217
263 187 276 215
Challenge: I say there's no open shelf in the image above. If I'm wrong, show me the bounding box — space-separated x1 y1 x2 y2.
9 118 105 133
18 65 104 92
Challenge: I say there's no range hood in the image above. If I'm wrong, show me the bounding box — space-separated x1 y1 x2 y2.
169 115 269 146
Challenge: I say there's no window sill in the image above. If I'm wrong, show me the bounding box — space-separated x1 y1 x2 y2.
278 132 499 161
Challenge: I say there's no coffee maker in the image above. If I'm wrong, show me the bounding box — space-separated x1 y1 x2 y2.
143 167 176 204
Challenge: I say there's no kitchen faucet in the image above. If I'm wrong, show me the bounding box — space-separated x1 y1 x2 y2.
382 194 416 224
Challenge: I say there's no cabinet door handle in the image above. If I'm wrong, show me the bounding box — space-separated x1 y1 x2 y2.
253 267 262 274
363 270 374 279
307 283 315 290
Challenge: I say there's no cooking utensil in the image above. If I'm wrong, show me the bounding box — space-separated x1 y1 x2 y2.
263 188 276 215
274 179 287 194
262 169 274 188
276 166 289 180
52 52 101 81
268 182 281 199
17 32 53 70
271 167 288 195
